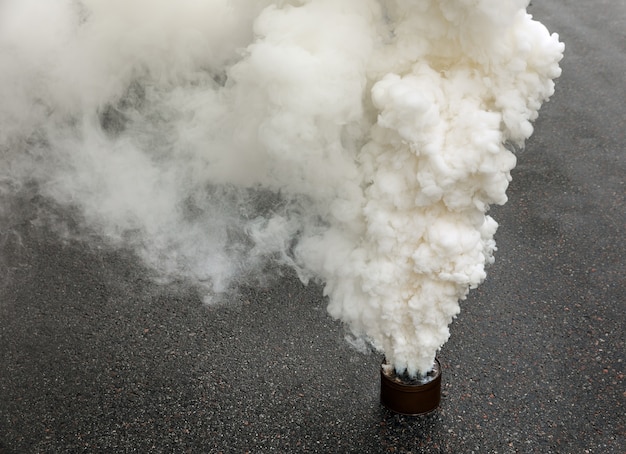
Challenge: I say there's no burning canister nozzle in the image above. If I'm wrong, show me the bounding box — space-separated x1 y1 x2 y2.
380 358 441 415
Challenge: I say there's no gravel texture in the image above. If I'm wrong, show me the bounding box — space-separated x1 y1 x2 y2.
1 2 624 453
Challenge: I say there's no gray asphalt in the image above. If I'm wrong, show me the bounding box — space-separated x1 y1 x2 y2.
1 2 624 453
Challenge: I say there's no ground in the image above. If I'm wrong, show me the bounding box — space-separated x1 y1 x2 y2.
1 1 624 452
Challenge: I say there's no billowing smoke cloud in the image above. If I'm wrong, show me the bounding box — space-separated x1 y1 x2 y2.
0 0 563 376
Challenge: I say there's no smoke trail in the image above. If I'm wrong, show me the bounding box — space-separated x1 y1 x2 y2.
0 0 563 375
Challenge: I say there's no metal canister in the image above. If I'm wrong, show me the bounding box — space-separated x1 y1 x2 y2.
380 358 442 415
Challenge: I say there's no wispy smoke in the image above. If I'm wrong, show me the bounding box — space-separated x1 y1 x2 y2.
0 0 563 376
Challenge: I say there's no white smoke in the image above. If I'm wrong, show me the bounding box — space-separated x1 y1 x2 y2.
0 0 563 376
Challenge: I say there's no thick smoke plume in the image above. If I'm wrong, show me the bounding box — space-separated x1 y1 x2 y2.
0 0 563 376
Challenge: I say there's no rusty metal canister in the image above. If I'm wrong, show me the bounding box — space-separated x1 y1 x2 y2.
380 358 442 415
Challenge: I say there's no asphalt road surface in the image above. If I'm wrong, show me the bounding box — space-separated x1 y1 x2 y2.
1 1 624 453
